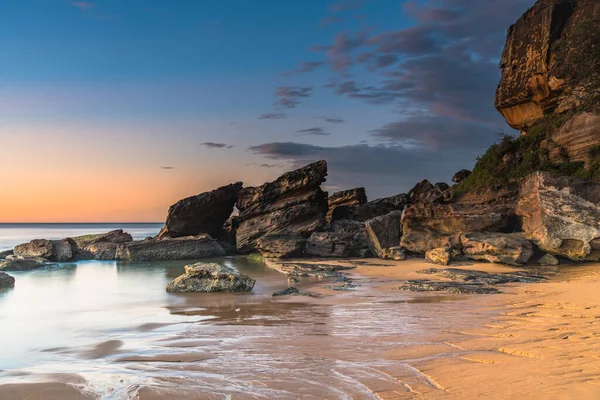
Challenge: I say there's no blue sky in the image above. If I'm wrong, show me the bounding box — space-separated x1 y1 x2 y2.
0 0 534 222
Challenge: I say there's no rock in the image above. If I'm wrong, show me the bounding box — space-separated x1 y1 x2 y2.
425 247 452 266
538 253 560 266
116 235 225 261
418 268 546 285
350 193 409 222
452 169 472 183
264 259 354 278
256 235 306 258
272 287 300 297
408 179 434 203
326 187 367 222
0 250 13 259
330 219 372 257
495 0 600 131
82 243 119 260
398 280 501 294
0 258 50 271
159 182 243 239
14 238 75 262
236 161 328 253
0 272 15 288
305 232 354 258
380 246 406 261
325 276 357 291
246 253 264 263
331 219 365 235
400 202 519 254
460 232 534 266
166 262 255 293
71 229 133 247
516 171 600 260
365 211 403 257
434 182 449 192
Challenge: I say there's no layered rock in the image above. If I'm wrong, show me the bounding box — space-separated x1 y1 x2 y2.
350 193 409 222
236 161 328 253
305 232 366 258
158 182 243 239
365 211 403 257
14 239 75 262
72 229 134 260
71 229 133 247
460 232 534 266
166 262 255 293
116 235 225 261
516 171 600 260
0 250 13 259
256 235 306 258
0 256 52 271
0 272 15 288
326 187 367 222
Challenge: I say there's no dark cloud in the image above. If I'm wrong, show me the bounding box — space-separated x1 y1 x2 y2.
200 142 235 149
274 86 312 109
258 112 288 120
160 166 175 170
296 127 330 136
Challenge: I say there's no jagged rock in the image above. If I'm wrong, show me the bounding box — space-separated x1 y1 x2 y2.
408 180 434 203
0 250 13 259
116 235 225 261
538 253 560 266
305 232 354 258
398 280 501 294
452 169 472 183
159 182 243 239
272 287 300 297
418 268 546 284
256 235 306 258
517 171 600 260
495 0 600 131
380 246 406 261
166 263 255 293
365 211 403 257
0 257 51 271
14 238 75 262
460 232 534 266
350 193 409 222
71 230 133 247
236 161 328 253
400 202 518 254
434 182 449 192
425 247 452 266
326 187 367 222
0 272 15 288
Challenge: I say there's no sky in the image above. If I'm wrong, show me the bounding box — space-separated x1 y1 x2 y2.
0 0 534 222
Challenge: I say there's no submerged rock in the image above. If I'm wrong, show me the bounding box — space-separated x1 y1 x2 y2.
14 238 75 262
0 272 15 288
398 280 501 294
326 187 367 222
116 235 225 261
166 263 255 293
236 160 328 253
159 182 243 239
256 235 306 259
460 232 534 266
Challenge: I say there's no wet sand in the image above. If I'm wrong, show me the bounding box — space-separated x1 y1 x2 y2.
2 258 600 399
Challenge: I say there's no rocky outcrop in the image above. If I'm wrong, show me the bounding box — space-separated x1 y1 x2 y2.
0 272 15 288
545 113 600 167
166 263 255 293
158 182 243 239
72 229 133 260
365 211 403 257
305 232 355 258
116 235 225 261
400 202 519 254
326 187 367 222
460 232 534 266
408 180 434 203
350 193 409 222
0 256 52 271
71 229 133 247
235 161 328 253
256 235 306 258
516 171 600 260
495 0 600 132
14 239 75 262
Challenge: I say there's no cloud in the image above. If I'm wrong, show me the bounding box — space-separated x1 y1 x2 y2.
329 0 365 12
319 16 343 28
296 127 330 136
200 142 235 149
260 163 279 168
259 112 288 120
281 61 324 76
316 116 345 123
160 166 175 170
71 1 93 10
274 86 312 109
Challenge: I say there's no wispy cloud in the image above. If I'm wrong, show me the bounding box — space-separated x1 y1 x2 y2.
160 166 175 170
316 116 345 124
71 1 93 11
281 61 325 76
274 86 312 109
319 16 343 28
296 127 330 136
258 112 288 120
200 142 235 149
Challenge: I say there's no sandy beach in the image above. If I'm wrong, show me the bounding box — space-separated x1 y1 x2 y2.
2 258 600 399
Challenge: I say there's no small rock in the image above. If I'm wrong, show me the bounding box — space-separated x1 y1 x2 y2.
166 262 256 293
272 287 300 297
538 253 559 266
452 169 472 183
425 247 452 266
0 271 15 288
398 280 501 294
380 246 407 261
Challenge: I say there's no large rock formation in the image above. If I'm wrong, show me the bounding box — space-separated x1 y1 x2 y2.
326 187 367 222
495 0 600 132
116 235 225 261
158 182 243 239
516 171 600 260
236 161 328 253
166 263 255 293
14 239 75 262
351 193 409 222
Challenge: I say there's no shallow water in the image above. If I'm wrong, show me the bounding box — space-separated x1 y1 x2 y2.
0 224 481 399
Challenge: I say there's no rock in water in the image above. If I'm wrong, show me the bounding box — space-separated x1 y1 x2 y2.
0 250 13 260
272 287 300 297
365 211 403 257
166 263 255 293
159 182 243 239
460 232 534 266
116 235 225 261
71 230 133 247
236 161 328 253
0 257 51 271
14 239 75 262
326 187 367 222
0 272 15 288
517 171 600 260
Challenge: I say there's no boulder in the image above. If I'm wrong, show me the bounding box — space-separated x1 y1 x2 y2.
0 257 51 271
425 247 452 266
452 169 472 183
0 272 15 288
236 161 328 253
400 202 519 254
82 243 120 260
71 229 133 247
14 238 75 262
326 187 367 222
365 211 403 257
159 182 243 239
0 250 13 259
516 171 600 260
166 262 255 293
380 246 407 261
460 232 534 266
116 235 225 261
350 193 409 222
305 232 356 258
256 235 306 258
538 253 560 266
408 180 434 203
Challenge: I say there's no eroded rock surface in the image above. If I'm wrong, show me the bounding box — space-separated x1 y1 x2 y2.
14 239 75 262
116 235 225 261
0 257 52 271
365 211 403 257
425 247 452 266
166 263 255 293
350 193 409 222
264 259 354 278
327 187 367 222
460 232 534 266
256 235 306 259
